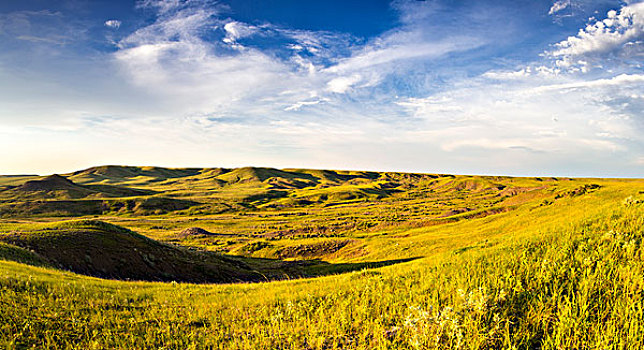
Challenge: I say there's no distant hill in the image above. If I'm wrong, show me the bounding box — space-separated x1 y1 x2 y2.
69 165 205 185
18 174 78 191
0 174 156 200
0 165 570 217
13 174 98 199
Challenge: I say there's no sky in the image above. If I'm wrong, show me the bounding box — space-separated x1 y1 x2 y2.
0 0 643 177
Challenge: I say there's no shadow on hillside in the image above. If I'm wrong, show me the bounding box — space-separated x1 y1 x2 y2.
235 255 420 281
0 218 420 284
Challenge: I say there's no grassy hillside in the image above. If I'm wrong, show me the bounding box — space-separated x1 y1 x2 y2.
1 165 643 348
0 220 266 283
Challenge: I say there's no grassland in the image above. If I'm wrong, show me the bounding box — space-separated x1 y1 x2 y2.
1 165 643 348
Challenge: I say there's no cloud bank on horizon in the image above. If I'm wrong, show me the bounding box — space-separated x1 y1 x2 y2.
0 0 643 176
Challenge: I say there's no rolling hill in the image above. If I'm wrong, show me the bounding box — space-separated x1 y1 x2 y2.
0 165 566 218
1 165 643 348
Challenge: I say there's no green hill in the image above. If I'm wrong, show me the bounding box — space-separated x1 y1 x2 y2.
0 166 569 216
3 174 98 199
0 174 156 201
69 165 203 183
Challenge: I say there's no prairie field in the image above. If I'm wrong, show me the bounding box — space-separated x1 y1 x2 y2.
1 166 644 349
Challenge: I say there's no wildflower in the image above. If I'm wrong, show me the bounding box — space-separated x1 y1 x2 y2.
457 289 466 299
384 326 399 339
496 289 506 302
622 196 642 206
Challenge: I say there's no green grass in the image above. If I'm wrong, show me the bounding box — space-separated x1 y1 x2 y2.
1 166 644 348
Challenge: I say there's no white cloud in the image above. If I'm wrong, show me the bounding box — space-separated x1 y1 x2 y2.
529 73 644 93
112 0 487 122
549 0 571 15
277 29 357 58
137 0 186 15
118 6 214 47
327 40 479 74
483 68 533 80
114 2 298 116
548 2 644 70
396 70 643 157
327 74 363 93
104 20 121 29
483 65 564 80
222 21 257 44
284 99 325 111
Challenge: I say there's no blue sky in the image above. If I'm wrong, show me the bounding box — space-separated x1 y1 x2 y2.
1 0 643 176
